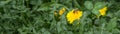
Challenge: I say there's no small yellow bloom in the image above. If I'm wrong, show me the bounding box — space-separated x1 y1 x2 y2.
66 9 82 24
99 7 107 16
59 8 66 15
54 11 57 16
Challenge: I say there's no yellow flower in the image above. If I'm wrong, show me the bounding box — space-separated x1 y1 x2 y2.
59 8 66 15
66 9 83 24
54 11 57 16
99 6 107 16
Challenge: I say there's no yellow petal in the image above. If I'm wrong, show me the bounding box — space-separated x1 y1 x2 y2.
66 9 82 24
59 8 66 15
99 7 107 16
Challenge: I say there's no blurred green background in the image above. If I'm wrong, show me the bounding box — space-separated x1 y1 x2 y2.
0 0 120 34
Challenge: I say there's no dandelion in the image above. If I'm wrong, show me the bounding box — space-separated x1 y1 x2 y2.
59 8 66 15
66 9 82 24
99 6 107 16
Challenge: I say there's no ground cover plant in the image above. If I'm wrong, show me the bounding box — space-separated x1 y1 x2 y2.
0 0 120 34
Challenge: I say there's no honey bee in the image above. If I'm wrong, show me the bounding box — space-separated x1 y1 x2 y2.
73 8 79 14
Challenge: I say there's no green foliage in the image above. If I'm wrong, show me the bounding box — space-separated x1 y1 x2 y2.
94 2 106 10
84 1 93 10
0 0 120 34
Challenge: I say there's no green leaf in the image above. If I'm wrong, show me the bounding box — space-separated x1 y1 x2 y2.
37 2 54 11
111 29 120 34
84 31 93 34
84 1 93 10
94 2 106 10
0 0 11 7
40 28 51 34
115 10 120 18
57 22 62 33
102 31 112 34
92 9 100 15
66 31 73 34
30 0 42 5
106 17 117 31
